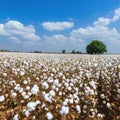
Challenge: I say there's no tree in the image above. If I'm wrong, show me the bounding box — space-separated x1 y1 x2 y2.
62 49 66 54
76 51 82 54
72 50 76 54
34 51 42 53
86 40 107 54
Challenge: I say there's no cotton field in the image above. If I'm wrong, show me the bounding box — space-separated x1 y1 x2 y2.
0 52 120 120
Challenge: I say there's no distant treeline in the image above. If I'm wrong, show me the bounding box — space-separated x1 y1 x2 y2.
62 49 83 54
0 49 11 52
0 49 83 54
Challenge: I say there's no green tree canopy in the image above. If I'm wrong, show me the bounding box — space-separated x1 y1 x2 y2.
86 40 107 54
72 50 76 54
62 49 66 54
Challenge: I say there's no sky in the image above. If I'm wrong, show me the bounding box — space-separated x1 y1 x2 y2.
0 0 120 53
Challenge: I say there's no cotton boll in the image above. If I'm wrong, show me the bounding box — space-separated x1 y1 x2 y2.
103 100 106 104
62 75 65 79
60 106 69 115
42 82 49 89
19 88 23 93
26 86 30 91
75 87 79 92
52 68 56 73
65 82 69 87
36 77 39 81
93 63 98 67
100 94 105 99
35 100 40 105
58 84 61 88
83 110 87 113
14 85 21 92
74 99 79 104
13 114 19 120
45 107 49 111
67 86 72 91
41 103 46 108
55 87 59 92
106 103 111 108
46 112 53 120
58 72 63 77
65 98 69 103
0 95 5 102
53 79 59 86
28 92 32 97
73 94 78 99
89 81 96 89
2 73 7 77
58 92 62 96
48 78 53 83
12 92 17 98
49 90 55 97
83 105 87 110
21 100 25 103
27 102 37 111
84 86 91 95
5 94 8 97
62 101 68 106
31 84 39 95
32 116 36 120
70 83 74 87
117 89 120 94
52 85 56 90
20 71 25 76
80 83 83 87
76 105 81 113
69 98 74 104
50 73 54 77
89 112 95 118
90 89 94 95
97 113 103 118
44 93 52 103
25 110 30 117
85 72 91 78
21 92 26 96
23 95 29 99
23 80 28 85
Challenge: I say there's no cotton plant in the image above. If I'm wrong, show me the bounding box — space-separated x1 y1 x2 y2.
0 53 120 119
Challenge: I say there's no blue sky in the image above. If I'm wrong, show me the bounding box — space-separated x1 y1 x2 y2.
0 0 120 53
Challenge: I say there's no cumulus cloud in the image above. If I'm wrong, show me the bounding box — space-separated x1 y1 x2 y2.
42 21 74 31
44 34 67 45
112 7 120 22
44 34 85 52
93 17 111 27
71 24 117 39
0 20 40 43
70 7 120 53
41 7 120 53
9 36 21 43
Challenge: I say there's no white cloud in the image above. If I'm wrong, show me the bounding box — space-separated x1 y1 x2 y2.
41 7 120 53
44 34 85 52
112 7 120 22
0 24 9 36
10 36 21 43
93 17 111 27
42 21 74 31
0 20 40 43
70 7 120 53
71 24 117 39
44 34 67 45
